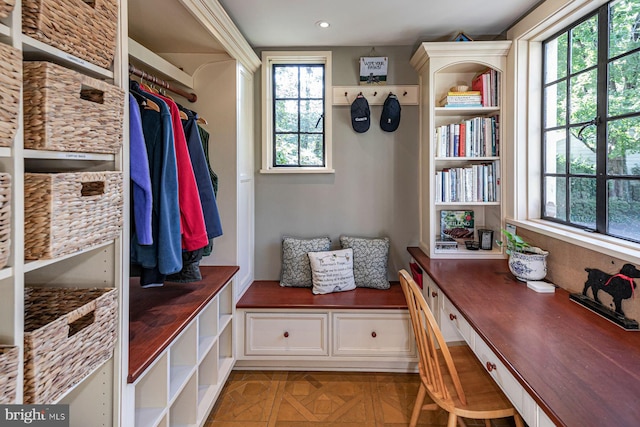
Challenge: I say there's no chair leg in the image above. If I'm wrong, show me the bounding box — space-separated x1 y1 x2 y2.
409 383 427 427
447 412 458 427
484 420 492 427
514 413 525 427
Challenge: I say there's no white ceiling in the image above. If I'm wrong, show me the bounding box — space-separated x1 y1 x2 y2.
217 0 543 48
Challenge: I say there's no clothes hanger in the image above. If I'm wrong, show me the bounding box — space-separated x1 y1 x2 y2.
130 81 160 112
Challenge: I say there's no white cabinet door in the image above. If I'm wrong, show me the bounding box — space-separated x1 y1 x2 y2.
244 313 328 356
332 313 415 357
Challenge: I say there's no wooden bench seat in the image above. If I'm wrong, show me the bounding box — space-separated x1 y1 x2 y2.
235 280 418 372
236 280 407 310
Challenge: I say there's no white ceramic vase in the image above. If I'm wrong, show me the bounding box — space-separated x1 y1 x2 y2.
508 251 548 282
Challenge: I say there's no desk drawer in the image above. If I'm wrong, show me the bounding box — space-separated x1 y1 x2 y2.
332 313 415 357
473 336 523 415
245 313 328 356
442 296 473 346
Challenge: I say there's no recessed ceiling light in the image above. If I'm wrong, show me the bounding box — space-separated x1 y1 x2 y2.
316 21 330 29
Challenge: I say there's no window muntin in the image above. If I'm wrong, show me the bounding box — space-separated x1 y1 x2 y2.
542 0 640 244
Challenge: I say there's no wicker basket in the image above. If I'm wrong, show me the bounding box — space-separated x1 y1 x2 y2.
0 345 18 404
0 43 21 148
0 0 15 19
0 173 10 269
22 0 117 68
23 62 124 154
24 171 123 260
24 286 118 404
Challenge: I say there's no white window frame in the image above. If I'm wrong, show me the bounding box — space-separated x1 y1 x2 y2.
260 51 334 174
507 0 640 264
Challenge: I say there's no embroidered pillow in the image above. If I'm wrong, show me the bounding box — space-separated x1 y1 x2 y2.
339 236 390 289
308 248 356 295
280 236 331 287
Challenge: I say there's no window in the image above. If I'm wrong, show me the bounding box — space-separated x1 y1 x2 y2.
542 0 640 243
261 52 333 173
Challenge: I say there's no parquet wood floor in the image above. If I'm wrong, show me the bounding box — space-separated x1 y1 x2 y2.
204 371 518 427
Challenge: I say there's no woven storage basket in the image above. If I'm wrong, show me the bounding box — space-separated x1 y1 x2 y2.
23 62 124 153
0 173 10 269
0 346 18 404
0 0 15 19
24 286 118 404
24 171 123 260
0 43 21 148
22 0 117 68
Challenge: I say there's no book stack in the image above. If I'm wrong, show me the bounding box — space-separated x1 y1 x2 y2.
438 90 482 108
434 115 499 158
471 68 500 107
435 160 501 203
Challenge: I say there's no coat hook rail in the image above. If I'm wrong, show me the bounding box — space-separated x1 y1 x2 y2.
128 64 198 103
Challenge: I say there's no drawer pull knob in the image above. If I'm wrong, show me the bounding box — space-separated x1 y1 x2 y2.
432 291 438 298
449 313 457 321
371 331 377 338
486 362 496 372
284 331 289 338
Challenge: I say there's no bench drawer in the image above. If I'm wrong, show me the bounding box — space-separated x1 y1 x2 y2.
244 312 328 356
332 313 415 357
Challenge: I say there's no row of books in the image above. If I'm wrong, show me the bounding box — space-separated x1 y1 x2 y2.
438 90 482 108
471 68 500 107
435 115 499 158
435 161 501 203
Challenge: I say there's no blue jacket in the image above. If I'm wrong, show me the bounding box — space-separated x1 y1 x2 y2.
129 94 153 245
130 83 182 275
182 114 223 239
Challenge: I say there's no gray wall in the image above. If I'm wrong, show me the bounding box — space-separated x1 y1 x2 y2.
254 46 420 280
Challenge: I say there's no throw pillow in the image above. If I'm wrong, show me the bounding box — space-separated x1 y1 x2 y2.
339 236 390 289
280 236 331 287
308 248 356 295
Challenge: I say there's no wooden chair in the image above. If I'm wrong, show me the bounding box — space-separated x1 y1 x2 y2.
398 269 525 427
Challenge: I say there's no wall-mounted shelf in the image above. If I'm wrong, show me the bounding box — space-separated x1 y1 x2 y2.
128 38 194 89
332 85 419 106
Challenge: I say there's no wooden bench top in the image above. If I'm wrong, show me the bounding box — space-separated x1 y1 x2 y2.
236 280 408 310
128 265 239 383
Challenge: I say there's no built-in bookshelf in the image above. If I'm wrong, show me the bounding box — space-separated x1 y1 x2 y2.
411 41 512 259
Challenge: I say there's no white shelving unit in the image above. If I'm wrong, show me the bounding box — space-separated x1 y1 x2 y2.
410 41 512 259
0 0 127 424
129 282 235 427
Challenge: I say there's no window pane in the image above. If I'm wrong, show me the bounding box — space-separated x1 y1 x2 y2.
544 82 566 127
608 116 640 176
274 66 298 98
608 50 640 117
275 134 298 166
545 33 568 83
545 176 566 220
570 69 597 124
300 100 323 133
571 15 598 73
275 100 298 132
544 129 566 173
300 134 324 166
609 0 640 58
300 66 323 98
569 177 596 228
608 179 640 241
569 128 596 174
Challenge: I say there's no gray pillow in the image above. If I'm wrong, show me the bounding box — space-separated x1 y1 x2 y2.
339 236 390 289
280 236 331 287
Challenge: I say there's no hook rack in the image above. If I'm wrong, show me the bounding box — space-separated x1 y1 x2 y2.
332 85 419 106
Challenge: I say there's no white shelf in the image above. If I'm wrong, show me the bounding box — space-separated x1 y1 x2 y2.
435 106 500 116
0 147 11 158
436 202 501 206
128 38 194 89
0 22 9 37
436 156 500 162
0 267 13 281
24 240 115 273
24 149 116 161
169 366 196 403
21 34 114 79
135 407 166 427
